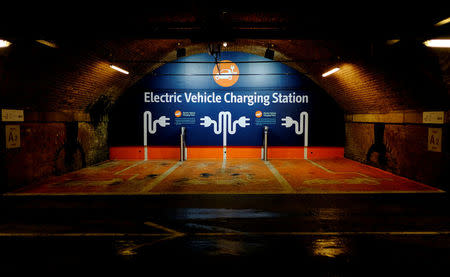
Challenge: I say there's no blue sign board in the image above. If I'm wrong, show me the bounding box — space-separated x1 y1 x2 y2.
110 52 342 148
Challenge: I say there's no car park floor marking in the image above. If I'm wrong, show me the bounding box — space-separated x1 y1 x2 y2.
264 161 295 193
0 233 173 237
306 159 369 177
192 231 450 236
1 231 450 238
114 160 147 175
306 159 334 173
305 159 444 193
144 221 185 236
221 159 227 171
2 190 445 196
128 174 139 181
140 161 183 192
118 235 183 255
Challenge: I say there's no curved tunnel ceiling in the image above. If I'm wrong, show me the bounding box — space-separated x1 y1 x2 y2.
0 7 449 115
1 38 448 114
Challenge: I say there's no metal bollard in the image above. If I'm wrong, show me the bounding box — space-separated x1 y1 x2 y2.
180 127 186 161
263 126 268 161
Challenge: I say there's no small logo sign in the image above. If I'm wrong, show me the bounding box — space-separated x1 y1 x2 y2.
255 111 262 118
174 110 182 117
213 60 239 87
5 125 20 149
428 128 442 152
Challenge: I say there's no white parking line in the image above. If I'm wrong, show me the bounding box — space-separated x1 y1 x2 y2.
307 159 369 177
264 161 295 193
140 161 183 192
114 160 147 175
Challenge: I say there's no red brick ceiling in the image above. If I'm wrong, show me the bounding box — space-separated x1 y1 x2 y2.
0 10 448 114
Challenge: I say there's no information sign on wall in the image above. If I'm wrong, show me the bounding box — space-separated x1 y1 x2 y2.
5 125 20 149
428 128 442 152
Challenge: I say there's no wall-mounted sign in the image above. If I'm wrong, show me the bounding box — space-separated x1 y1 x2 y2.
1 109 24 122
110 52 343 151
428 128 442 152
5 125 20 149
423 111 445 124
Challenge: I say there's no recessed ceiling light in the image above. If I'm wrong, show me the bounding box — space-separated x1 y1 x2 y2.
435 17 450 27
322 67 340 77
0 39 12 48
423 39 450 48
110 65 129 75
36 40 58 48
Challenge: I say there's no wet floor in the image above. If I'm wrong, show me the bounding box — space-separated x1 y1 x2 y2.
2 234 449 275
1 194 450 275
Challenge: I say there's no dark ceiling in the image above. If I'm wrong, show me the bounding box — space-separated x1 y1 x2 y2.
1 4 448 41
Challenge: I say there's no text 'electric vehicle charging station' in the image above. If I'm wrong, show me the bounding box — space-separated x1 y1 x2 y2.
110 52 343 160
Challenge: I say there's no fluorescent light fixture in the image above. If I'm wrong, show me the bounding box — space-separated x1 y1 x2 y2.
386 39 400 45
423 39 450 48
435 17 450 27
322 67 340 77
36 40 58 48
0 39 12 48
110 65 129 75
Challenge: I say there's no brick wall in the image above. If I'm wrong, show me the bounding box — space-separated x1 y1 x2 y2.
1 39 449 191
0 112 108 191
345 113 449 189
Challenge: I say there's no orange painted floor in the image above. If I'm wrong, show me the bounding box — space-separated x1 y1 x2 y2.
150 159 287 194
11 158 443 194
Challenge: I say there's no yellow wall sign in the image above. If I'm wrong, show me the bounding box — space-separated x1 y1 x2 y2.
1 109 24 122
428 128 442 152
5 125 20 149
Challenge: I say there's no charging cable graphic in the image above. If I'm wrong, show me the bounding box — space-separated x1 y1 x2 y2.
143 111 170 160
281 112 309 159
200 111 250 159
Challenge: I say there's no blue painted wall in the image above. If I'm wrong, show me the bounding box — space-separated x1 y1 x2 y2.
110 52 343 147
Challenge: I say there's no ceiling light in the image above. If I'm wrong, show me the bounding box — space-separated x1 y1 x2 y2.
110 65 129 75
386 39 400 45
423 39 450 48
36 40 58 48
0 39 12 48
222 42 228 47
322 67 340 77
435 17 450 27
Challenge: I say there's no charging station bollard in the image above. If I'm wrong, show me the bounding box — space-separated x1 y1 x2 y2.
263 126 268 161
180 127 186 161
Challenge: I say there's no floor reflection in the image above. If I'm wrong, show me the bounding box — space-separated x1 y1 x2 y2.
312 237 347 258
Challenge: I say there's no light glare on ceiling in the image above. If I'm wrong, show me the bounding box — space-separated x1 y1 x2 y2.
435 17 450 27
0 39 12 48
36 40 58 48
423 39 450 48
110 65 129 75
322 67 340 77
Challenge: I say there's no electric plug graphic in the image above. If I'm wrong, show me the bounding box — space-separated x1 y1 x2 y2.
236 116 250 128
200 112 251 148
281 112 309 159
156 116 170 127
143 111 171 160
200 116 215 127
281 116 295 128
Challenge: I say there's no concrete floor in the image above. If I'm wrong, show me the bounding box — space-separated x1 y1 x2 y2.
10 158 442 194
4 157 447 275
1 194 450 275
